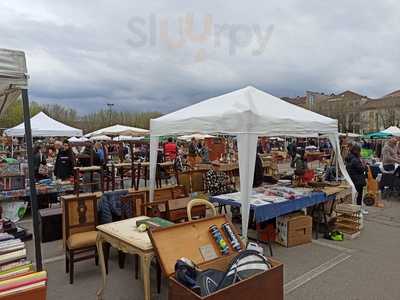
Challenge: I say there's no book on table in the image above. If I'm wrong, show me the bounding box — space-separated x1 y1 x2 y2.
0 270 47 297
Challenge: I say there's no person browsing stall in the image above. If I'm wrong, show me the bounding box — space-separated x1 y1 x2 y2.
381 138 400 170
54 140 75 180
188 137 198 166
33 145 47 180
163 137 177 161
345 144 368 212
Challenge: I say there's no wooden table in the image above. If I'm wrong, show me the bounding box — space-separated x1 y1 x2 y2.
96 216 154 300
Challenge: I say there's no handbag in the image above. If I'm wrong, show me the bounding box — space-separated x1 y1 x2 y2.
197 250 272 296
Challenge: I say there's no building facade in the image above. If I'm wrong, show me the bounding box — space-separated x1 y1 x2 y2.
283 90 400 134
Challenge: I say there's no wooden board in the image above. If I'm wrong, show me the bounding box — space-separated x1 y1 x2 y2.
149 215 244 277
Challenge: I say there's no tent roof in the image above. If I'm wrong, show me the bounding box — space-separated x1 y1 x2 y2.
0 49 28 116
364 131 391 139
151 86 338 136
178 133 216 141
86 124 149 137
113 135 144 141
90 135 111 141
339 132 361 138
4 112 83 137
68 136 89 143
381 126 400 137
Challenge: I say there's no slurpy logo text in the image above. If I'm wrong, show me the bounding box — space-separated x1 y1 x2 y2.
127 14 274 61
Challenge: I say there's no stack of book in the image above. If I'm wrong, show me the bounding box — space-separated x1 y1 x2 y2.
0 234 47 299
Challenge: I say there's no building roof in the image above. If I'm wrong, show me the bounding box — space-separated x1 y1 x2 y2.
333 90 366 99
383 90 400 98
362 96 400 110
281 96 307 107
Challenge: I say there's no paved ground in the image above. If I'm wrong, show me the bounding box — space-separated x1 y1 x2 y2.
17 196 400 300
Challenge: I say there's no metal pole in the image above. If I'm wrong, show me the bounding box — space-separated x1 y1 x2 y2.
21 89 43 271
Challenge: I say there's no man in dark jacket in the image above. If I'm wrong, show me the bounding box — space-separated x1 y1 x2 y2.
253 154 264 187
54 141 75 180
345 144 366 206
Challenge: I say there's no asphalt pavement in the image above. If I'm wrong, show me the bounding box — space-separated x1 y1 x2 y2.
19 197 400 300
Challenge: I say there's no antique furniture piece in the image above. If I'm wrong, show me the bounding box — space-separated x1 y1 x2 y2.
96 216 154 300
73 166 104 195
149 215 284 300
62 194 99 284
187 198 216 221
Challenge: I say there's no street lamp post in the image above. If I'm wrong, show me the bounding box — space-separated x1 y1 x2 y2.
106 103 114 125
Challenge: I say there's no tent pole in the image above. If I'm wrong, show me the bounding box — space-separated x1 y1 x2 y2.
21 89 43 271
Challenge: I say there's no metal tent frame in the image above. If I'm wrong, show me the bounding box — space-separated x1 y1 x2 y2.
0 49 42 271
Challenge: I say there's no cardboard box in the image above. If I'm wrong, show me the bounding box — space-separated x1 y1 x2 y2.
149 215 284 300
276 213 312 247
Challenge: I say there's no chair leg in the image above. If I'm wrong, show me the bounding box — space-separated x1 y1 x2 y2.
118 251 126 269
95 249 99 266
69 251 74 284
135 254 139 279
103 243 110 275
65 251 69 274
156 260 162 294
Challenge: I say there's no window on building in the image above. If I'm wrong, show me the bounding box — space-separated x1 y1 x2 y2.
308 95 315 107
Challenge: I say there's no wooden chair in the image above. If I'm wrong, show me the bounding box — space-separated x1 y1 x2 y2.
187 198 217 221
63 194 99 284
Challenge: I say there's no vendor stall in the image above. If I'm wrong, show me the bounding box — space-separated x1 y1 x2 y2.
149 86 356 238
0 48 43 271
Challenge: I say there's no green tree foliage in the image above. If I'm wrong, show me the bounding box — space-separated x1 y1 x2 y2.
0 99 162 133
0 99 42 128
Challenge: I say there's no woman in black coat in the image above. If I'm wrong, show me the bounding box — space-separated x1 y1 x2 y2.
345 144 366 206
54 141 75 180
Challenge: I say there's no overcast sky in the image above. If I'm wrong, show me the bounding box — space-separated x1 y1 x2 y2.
1 0 399 114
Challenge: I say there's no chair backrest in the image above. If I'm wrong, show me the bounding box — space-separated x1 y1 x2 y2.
63 194 98 239
191 170 206 193
172 185 187 199
120 191 147 219
177 172 191 195
187 198 217 221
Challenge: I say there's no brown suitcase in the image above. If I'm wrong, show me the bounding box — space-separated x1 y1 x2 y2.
149 215 284 300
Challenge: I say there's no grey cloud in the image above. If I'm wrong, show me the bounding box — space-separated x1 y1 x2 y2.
1 0 399 114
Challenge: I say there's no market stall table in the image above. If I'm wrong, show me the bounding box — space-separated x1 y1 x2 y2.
211 188 326 223
0 181 74 203
96 216 154 300
211 184 351 242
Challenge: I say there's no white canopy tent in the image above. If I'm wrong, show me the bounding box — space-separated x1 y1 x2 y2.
68 136 89 143
85 124 149 137
4 112 83 137
178 133 216 141
339 132 361 138
381 126 400 137
149 86 356 238
90 135 111 141
113 135 144 141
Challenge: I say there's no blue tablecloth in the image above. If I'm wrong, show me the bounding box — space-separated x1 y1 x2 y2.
211 192 327 222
